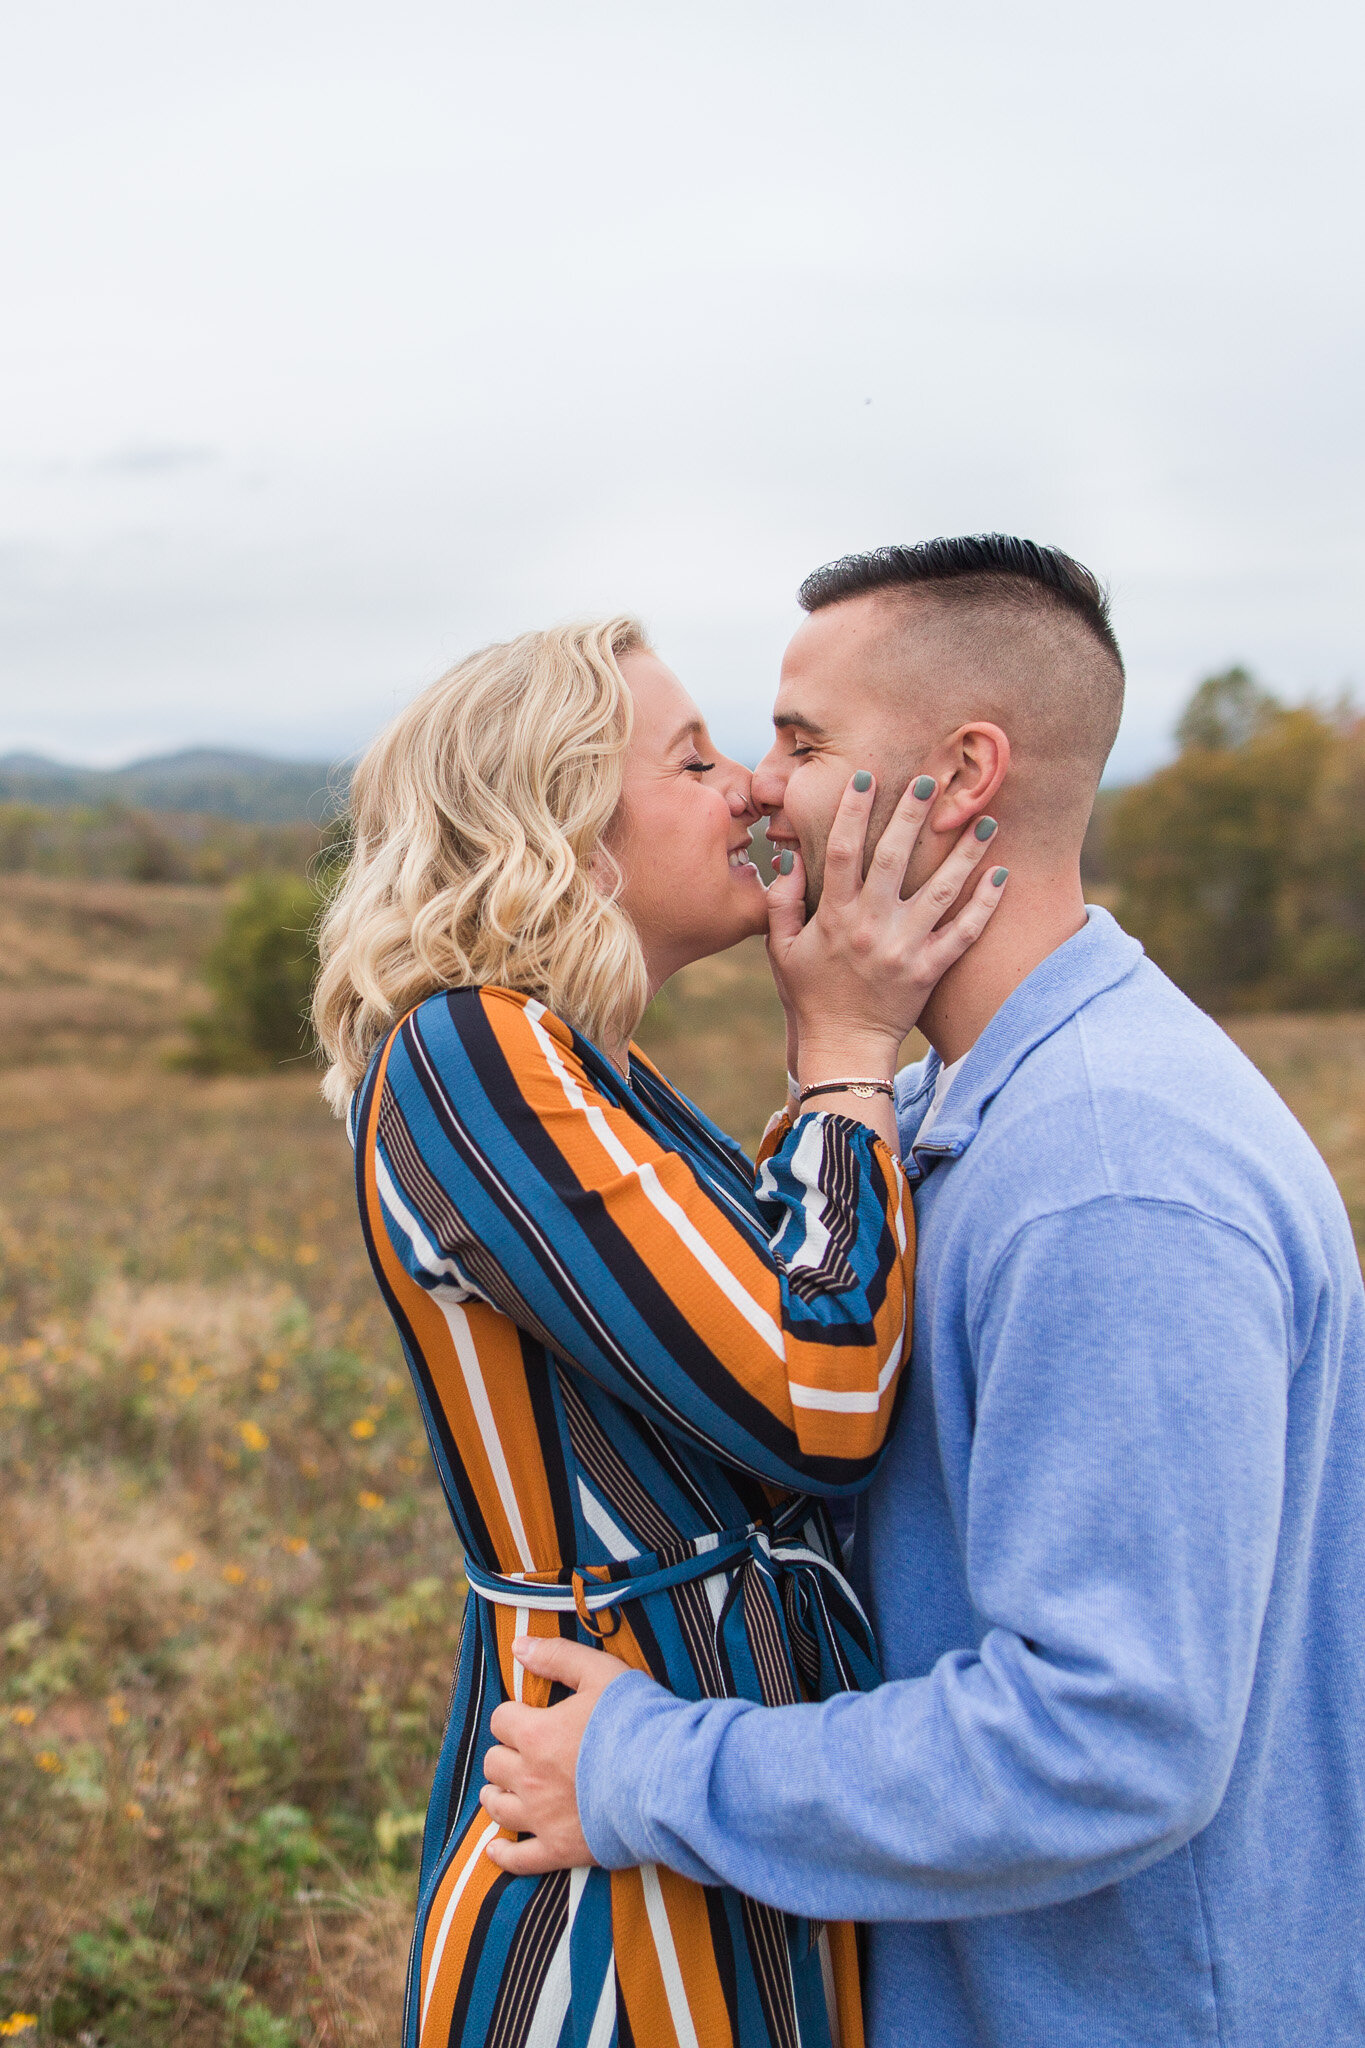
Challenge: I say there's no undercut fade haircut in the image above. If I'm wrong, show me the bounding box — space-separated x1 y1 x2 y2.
798 534 1124 679
797 534 1125 803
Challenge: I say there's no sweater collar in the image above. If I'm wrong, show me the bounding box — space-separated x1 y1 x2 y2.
901 906 1145 1177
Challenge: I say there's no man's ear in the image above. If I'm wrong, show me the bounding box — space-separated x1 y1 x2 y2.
925 722 1010 833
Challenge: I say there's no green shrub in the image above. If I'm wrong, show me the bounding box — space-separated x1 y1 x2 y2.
183 876 321 1073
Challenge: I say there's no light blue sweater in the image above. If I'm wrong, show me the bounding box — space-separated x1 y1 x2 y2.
578 908 1365 2045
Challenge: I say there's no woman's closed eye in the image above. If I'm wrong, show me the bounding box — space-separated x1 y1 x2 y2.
684 756 717 774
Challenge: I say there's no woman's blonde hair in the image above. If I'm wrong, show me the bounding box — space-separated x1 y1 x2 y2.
313 617 651 1113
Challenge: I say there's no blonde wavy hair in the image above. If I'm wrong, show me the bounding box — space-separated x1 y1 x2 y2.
313 617 651 1113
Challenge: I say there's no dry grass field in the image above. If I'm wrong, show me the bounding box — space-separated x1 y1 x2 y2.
1 877 1362 2045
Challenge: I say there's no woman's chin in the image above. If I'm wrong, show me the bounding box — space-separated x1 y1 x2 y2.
685 871 769 956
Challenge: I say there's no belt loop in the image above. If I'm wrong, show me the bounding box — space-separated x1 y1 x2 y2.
571 1569 621 1640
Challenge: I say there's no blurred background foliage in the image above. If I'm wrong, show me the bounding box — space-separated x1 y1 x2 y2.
0 806 328 887
1090 668 1365 1011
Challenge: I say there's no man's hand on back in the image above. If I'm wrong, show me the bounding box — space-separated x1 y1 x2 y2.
480 1635 631 1875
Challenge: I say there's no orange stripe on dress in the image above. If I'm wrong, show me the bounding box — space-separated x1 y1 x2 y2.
652 1862 735 2048
826 1921 867 2048
416 1812 507 2048
610 1866 693 2048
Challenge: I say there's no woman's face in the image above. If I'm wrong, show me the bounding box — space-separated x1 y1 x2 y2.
609 648 766 989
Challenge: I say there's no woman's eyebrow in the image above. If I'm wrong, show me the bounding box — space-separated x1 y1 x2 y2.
665 717 705 751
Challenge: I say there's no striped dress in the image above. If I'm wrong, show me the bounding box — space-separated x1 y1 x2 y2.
351 985 914 2048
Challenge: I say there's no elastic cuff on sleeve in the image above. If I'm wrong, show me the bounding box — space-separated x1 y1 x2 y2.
576 1669 670 1869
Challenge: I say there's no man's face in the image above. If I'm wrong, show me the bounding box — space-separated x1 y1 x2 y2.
752 596 933 909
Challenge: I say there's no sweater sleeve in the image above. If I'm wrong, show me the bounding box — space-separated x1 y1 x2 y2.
578 1197 1290 1917
364 988 912 1495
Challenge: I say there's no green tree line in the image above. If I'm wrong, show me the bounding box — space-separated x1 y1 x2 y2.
1099 668 1365 1011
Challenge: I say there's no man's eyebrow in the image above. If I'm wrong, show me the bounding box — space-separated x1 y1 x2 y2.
772 711 828 738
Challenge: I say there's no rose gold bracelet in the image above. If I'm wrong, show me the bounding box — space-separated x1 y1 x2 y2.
797 1078 894 1103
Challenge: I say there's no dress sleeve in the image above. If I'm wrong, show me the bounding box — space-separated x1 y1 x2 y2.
364 988 912 1495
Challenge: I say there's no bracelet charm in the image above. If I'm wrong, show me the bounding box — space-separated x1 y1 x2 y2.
797 1078 895 1104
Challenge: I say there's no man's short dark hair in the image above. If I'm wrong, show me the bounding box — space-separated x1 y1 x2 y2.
797 534 1123 679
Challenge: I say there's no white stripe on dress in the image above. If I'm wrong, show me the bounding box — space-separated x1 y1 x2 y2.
512 1605 529 1700
781 1114 835 1278
375 1149 482 1299
584 1957 617 2048
437 1295 536 1572
523 1865 589 2048
640 1862 702 2048
578 1478 642 1560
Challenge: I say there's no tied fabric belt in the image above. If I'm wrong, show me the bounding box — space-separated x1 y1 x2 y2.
460 1499 872 1662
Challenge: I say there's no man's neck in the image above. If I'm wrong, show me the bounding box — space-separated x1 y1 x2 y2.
918 865 1087 1067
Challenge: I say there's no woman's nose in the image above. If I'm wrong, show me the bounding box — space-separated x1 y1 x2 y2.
726 773 759 822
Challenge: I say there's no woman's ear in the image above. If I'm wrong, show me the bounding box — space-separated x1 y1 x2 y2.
927 722 1010 832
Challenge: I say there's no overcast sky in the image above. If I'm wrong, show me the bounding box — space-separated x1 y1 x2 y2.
2 0 1361 781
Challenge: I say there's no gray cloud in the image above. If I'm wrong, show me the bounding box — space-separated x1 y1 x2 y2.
90 444 219 476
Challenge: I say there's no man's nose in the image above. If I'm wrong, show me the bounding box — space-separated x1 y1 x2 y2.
750 749 786 813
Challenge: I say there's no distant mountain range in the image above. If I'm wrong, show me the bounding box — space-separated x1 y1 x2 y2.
0 748 347 824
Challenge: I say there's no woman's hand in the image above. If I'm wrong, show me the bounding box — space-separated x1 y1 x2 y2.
767 772 1007 1087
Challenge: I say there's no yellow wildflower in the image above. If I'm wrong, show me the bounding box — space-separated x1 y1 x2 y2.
238 1420 269 1452
256 1369 280 1392
123 1800 144 1822
221 1563 247 1585
0 2015 38 2036
106 1694 129 1727
282 1535 308 1555
349 1417 376 1440
172 1551 195 1572
357 1490 385 1513
35 1750 62 1773
9 1705 36 1727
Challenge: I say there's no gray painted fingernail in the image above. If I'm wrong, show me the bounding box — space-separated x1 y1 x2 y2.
852 771 872 793
974 816 998 841
992 867 1009 886
913 776 936 800
778 850 794 875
